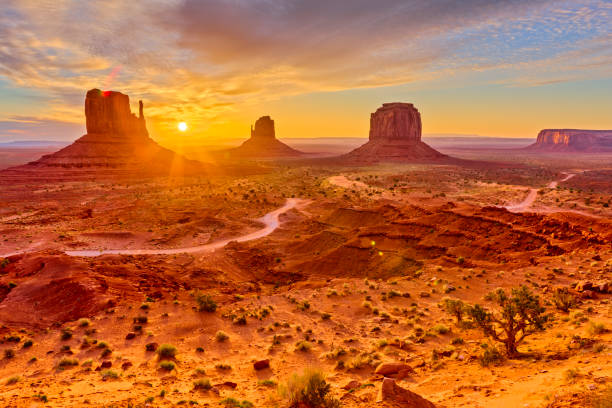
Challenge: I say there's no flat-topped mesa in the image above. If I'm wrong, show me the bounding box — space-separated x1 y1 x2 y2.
250 116 275 140
85 89 148 138
342 102 445 162
528 129 612 152
369 102 422 142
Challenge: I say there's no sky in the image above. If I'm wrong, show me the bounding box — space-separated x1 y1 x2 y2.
0 0 610 147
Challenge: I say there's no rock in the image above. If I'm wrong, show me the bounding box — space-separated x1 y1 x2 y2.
145 342 159 352
225 116 303 158
121 361 133 370
125 332 136 340
253 359 270 370
343 380 361 390
527 129 612 152
379 378 436 407
580 290 597 300
9 89 204 174
100 361 112 368
375 362 415 377
575 281 594 292
342 103 446 163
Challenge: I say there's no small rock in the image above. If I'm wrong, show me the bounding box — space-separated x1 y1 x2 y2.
343 380 361 390
375 362 415 377
253 359 270 370
100 361 112 368
125 332 136 340
122 361 133 370
145 342 159 352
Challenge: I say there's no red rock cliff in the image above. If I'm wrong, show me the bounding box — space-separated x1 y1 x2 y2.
530 129 612 151
85 89 148 138
250 116 275 140
369 103 422 142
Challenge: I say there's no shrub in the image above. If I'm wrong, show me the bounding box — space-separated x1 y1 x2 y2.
220 398 253 407
552 288 576 313
258 379 277 387
159 361 175 371
79 318 91 327
215 331 229 342
564 368 580 383
588 322 607 336
431 324 450 335
443 298 467 324
294 340 312 352
58 358 79 368
468 286 548 357
3 349 15 359
196 293 217 312
5 376 19 385
321 313 331 320
60 328 73 341
478 346 504 367
279 369 340 408
193 378 211 390
157 344 177 359
101 369 119 379
22 339 33 348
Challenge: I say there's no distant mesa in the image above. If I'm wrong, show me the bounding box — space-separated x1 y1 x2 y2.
342 103 446 162
526 129 612 152
11 89 202 173
225 116 304 158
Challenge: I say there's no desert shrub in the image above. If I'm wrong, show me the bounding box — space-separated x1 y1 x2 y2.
297 301 310 311
159 361 175 371
279 369 340 408
3 349 15 359
215 364 232 370
220 398 253 408
193 378 211 390
564 368 581 383
5 376 19 385
431 324 450 335
233 315 247 325
22 339 33 348
294 340 312 352
478 345 504 367
196 293 217 312
552 288 576 313
101 369 119 379
60 328 73 341
58 358 79 368
321 313 332 320
215 331 229 342
79 318 91 327
468 286 548 357
443 298 467 324
258 379 277 387
588 322 607 335
133 316 148 324
157 344 177 359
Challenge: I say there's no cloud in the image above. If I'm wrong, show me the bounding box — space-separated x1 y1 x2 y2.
0 0 610 140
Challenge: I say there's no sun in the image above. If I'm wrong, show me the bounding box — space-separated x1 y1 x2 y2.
178 122 187 132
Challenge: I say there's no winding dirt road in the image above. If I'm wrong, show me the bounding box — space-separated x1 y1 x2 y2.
1 198 308 258
505 172 576 212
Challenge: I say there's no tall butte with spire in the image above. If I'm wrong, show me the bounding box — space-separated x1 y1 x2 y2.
11 89 202 174
225 116 304 158
342 103 446 162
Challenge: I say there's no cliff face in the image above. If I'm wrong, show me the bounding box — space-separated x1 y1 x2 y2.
227 116 303 158
250 116 275 140
369 103 422 142
343 103 445 163
84 89 148 138
529 129 612 151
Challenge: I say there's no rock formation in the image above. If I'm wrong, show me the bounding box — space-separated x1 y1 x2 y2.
527 129 612 152
343 103 445 162
378 378 437 407
13 89 203 173
225 116 304 158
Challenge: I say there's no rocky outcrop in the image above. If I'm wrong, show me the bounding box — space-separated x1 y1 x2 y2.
378 378 437 407
343 103 445 163
12 89 203 174
225 116 304 158
527 129 612 152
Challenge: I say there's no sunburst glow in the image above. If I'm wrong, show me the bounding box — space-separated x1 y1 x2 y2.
178 122 187 132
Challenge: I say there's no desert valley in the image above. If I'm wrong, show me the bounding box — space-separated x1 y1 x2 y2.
0 2 611 408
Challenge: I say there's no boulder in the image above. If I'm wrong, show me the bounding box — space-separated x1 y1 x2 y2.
253 359 270 370
100 361 112 368
379 378 436 407
375 362 415 377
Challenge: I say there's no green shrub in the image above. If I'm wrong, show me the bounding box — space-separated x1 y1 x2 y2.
5 376 19 385
279 369 340 408
215 331 229 342
159 361 175 371
588 322 607 336
552 288 576 313
193 379 211 390
196 293 217 312
101 369 119 379
478 346 504 367
220 398 253 407
22 339 33 348
4 349 15 359
60 328 73 341
294 340 312 352
157 344 177 359
58 358 79 368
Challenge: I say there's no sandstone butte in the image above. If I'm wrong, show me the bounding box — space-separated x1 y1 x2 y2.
10 89 202 173
343 102 446 163
527 129 612 152
225 115 304 158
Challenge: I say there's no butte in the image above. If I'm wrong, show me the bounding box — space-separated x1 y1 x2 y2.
225 116 304 158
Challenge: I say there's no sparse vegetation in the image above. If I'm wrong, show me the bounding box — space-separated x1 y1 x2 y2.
215 331 229 342
279 369 340 408
157 344 177 359
193 378 211 390
195 292 217 312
